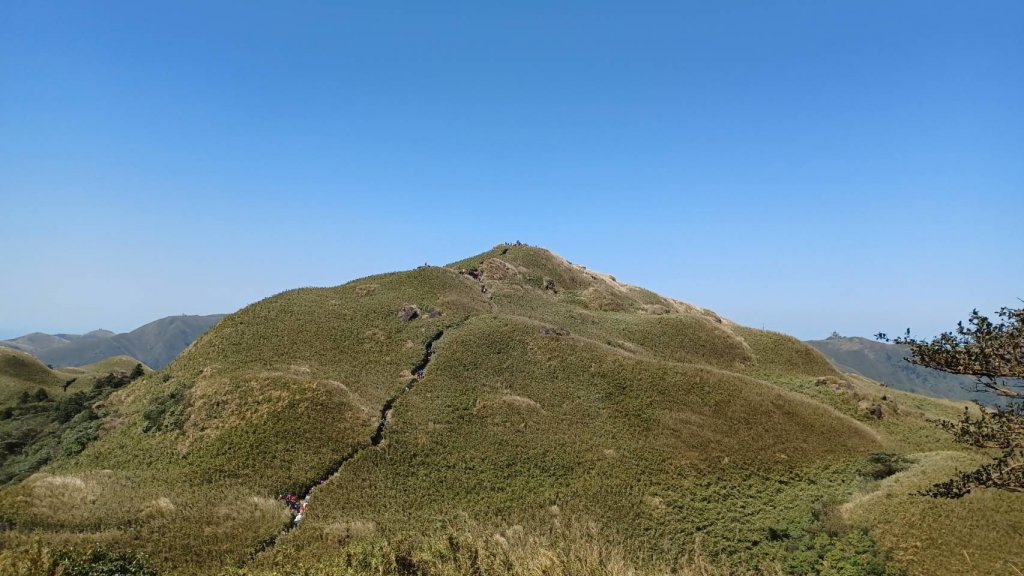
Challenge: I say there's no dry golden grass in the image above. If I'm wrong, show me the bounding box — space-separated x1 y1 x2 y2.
0 348 62 403
843 450 1024 576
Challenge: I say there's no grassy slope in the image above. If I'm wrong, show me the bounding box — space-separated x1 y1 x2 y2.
260 314 877 569
0 245 1019 575
0 350 149 405
0 350 150 403
0 351 153 486
842 450 1024 576
736 333 1024 574
0 349 63 405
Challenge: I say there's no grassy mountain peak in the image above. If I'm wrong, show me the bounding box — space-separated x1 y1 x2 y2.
1 245 1019 576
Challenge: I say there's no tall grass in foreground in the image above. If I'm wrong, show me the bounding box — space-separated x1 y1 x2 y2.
0 521 781 576
1 522 908 576
239 519 783 576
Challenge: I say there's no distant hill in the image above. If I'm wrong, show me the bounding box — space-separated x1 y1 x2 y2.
0 348 149 408
805 334 992 405
0 314 226 369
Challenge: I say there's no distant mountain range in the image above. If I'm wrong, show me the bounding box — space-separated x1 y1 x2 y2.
0 314 226 369
805 334 994 405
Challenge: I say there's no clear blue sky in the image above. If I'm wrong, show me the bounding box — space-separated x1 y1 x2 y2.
2 1 1021 341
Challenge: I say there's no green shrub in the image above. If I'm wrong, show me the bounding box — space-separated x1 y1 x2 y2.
863 453 912 480
51 548 157 576
783 529 902 576
142 383 189 432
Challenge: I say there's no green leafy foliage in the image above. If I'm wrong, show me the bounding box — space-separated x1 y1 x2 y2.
884 306 1024 498
918 405 1024 498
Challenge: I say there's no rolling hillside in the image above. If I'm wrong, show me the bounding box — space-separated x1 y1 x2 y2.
0 246 1018 576
805 335 991 405
0 349 151 487
1 314 227 370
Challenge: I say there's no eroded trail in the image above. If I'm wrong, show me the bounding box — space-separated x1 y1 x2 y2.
371 329 444 445
243 327 449 565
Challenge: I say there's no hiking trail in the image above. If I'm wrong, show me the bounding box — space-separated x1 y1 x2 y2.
457 265 498 314
242 327 449 565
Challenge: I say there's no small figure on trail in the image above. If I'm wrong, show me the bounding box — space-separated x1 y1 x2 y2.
415 369 425 379
280 494 307 515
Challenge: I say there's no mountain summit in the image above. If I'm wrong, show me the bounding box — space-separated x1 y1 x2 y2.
0 245 1016 575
